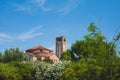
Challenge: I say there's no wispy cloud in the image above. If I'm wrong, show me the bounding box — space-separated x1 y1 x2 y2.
17 26 43 41
12 0 83 14
13 0 50 13
0 33 13 43
0 26 43 44
0 33 11 39
13 4 31 12
30 0 51 12
31 0 46 6
58 0 81 15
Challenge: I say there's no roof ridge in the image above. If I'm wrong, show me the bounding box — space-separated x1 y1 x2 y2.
26 45 53 51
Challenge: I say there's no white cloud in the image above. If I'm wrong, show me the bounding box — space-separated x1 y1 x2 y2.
12 0 50 13
0 26 43 44
41 7 51 12
0 33 11 39
12 0 83 14
17 6 31 12
0 33 13 43
58 0 82 15
30 0 51 12
17 26 43 41
31 0 46 6
13 4 31 12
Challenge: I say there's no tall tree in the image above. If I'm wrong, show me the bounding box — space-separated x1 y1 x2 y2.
3 48 28 63
61 49 72 61
0 52 3 62
62 23 120 80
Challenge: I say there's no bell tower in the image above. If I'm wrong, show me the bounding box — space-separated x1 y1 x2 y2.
56 36 66 59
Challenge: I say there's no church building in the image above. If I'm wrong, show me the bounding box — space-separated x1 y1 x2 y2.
56 36 66 58
25 36 66 63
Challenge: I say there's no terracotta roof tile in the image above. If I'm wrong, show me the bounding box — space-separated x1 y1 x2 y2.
36 53 51 58
26 45 53 52
26 52 36 56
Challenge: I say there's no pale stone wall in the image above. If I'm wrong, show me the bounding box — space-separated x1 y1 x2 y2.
50 55 59 63
32 56 37 61
26 53 37 62
56 36 66 59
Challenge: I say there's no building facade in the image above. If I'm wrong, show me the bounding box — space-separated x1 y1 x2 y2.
26 45 59 63
56 36 66 58
26 36 66 62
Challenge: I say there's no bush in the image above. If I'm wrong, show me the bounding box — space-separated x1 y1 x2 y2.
0 63 21 80
32 61 70 80
8 62 34 80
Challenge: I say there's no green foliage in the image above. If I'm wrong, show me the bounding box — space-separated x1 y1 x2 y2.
0 62 35 80
0 23 119 80
33 61 70 80
43 58 53 64
62 56 120 80
61 50 73 60
8 62 34 80
1 48 28 63
0 63 22 80
0 52 3 62
61 23 120 80
85 23 105 41
71 23 116 60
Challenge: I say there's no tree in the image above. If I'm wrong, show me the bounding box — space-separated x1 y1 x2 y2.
71 23 114 60
0 63 22 80
33 61 70 80
62 23 120 80
0 62 35 80
8 62 34 80
61 50 72 61
3 48 28 63
0 52 3 62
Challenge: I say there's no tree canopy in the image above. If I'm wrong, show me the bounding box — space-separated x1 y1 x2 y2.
61 23 120 80
0 48 28 63
0 23 120 80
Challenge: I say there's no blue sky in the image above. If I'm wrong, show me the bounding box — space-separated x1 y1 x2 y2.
0 0 120 52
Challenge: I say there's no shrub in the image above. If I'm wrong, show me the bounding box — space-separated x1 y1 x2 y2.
32 61 70 80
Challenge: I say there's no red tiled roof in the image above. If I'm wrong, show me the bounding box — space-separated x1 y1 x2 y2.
36 53 51 58
35 52 57 58
26 45 53 52
26 52 36 56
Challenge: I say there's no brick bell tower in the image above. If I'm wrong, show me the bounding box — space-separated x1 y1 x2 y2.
56 36 66 59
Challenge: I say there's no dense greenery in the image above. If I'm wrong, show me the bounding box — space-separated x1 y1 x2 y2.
33 61 70 80
0 48 28 63
0 23 120 80
61 23 120 80
0 61 70 80
0 62 34 80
